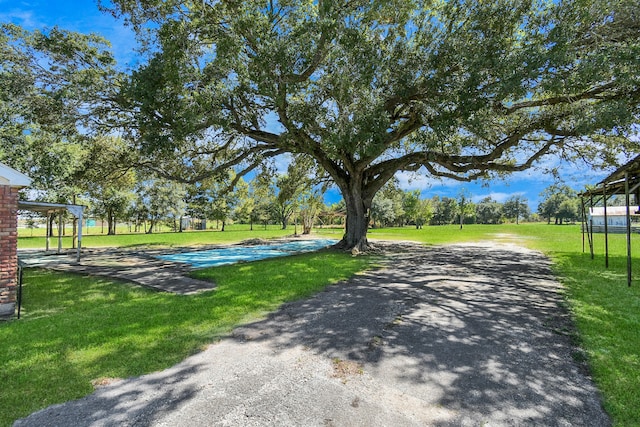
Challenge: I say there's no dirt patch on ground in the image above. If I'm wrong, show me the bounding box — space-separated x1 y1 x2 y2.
331 358 364 382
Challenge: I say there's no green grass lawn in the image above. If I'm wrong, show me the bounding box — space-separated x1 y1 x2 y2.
17 224 293 249
18 221 261 237
6 223 640 426
0 250 374 427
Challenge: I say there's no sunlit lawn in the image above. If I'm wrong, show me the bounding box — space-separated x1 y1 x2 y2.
0 250 374 427
17 224 293 249
6 222 640 426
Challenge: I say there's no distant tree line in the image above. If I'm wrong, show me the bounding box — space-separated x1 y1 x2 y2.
369 182 532 228
76 155 339 235
25 134 594 234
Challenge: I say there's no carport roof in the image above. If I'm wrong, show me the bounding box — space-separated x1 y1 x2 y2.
579 154 640 197
17 201 85 218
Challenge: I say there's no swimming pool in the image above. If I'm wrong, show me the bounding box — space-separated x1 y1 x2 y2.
157 238 339 268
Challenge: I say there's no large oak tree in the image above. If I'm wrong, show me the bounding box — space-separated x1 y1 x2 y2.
106 0 640 250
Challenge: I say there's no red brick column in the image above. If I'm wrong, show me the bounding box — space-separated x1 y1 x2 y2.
0 185 19 319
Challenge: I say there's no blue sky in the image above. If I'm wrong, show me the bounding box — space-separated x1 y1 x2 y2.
2 0 617 210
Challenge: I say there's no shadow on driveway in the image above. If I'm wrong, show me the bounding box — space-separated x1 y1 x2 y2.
15 243 610 426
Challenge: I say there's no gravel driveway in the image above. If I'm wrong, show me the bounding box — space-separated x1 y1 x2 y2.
15 242 610 426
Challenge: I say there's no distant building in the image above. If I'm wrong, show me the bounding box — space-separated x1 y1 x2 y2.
181 217 207 231
588 206 640 233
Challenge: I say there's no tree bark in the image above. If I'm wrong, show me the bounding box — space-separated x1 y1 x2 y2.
48 214 55 237
107 208 116 235
302 214 313 234
336 181 372 252
280 206 291 230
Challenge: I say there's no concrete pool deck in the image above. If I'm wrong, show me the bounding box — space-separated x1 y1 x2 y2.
17 237 337 295
17 246 217 295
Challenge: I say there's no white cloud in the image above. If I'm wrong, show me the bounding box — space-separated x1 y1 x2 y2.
471 192 523 204
0 10 41 28
395 169 459 191
272 153 293 174
96 20 141 68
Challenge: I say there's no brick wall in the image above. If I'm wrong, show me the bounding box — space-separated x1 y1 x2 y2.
0 185 19 319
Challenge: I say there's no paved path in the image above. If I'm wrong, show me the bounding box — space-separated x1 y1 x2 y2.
14 243 610 426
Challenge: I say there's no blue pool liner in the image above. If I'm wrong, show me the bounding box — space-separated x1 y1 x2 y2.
158 238 338 268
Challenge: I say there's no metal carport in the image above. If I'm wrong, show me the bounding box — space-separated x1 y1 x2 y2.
17 201 86 262
579 154 640 287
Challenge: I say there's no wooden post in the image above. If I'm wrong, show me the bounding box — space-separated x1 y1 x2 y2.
72 195 77 249
76 210 83 262
46 212 51 252
57 211 63 254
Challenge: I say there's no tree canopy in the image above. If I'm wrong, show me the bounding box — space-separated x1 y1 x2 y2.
49 1 640 248
537 184 580 224
0 23 122 204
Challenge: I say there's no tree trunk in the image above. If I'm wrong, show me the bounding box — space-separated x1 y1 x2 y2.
302 215 313 234
147 219 155 234
107 208 116 235
337 184 372 252
48 214 55 237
